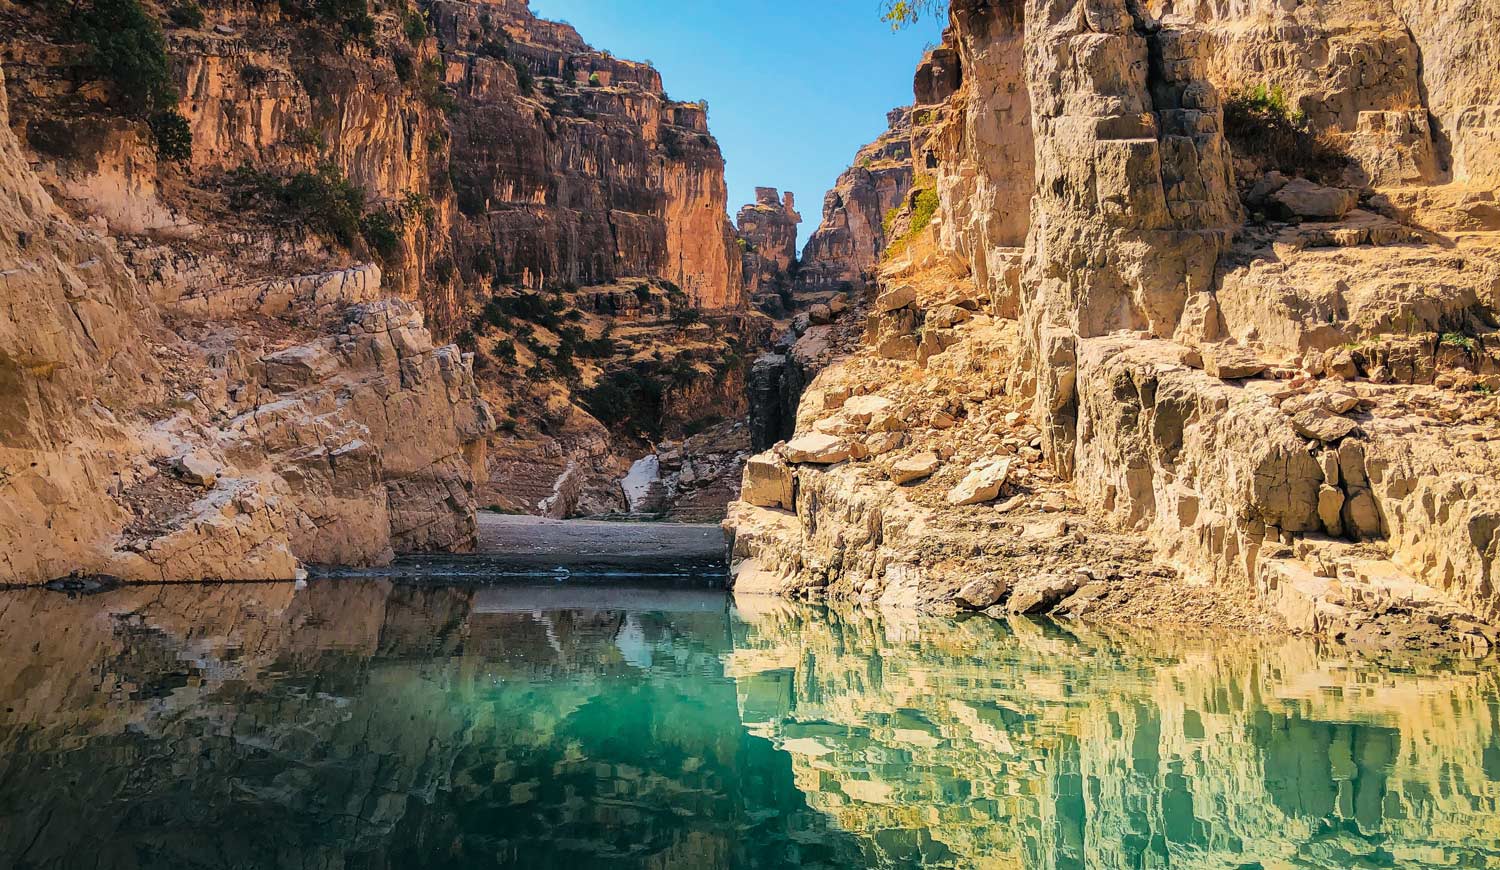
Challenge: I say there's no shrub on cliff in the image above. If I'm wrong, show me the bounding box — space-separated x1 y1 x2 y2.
72 0 176 116
69 0 194 161
167 1 204 28
403 10 427 44
511 59 534 95
1224 84 1345 182
150 110 193 162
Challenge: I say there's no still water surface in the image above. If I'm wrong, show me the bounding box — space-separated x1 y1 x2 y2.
0 579 1498 869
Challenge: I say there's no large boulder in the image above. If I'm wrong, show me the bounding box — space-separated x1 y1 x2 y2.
946 457 1013 506
781 434 852 464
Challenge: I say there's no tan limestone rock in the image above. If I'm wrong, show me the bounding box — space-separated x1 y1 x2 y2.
946 457 1013 506
890 453 941 485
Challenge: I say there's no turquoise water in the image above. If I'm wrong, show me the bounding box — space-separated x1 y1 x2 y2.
0 579 1498 869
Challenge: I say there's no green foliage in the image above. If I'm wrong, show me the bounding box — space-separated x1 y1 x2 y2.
511 59 534 95
736 237 754 253
419 57 456 112
491 339 518 366
403 10 427 44
72 0 177 118
633 284 652 304
281 163 365 246
150 110 192 162
671 306 701 327
1440 332 1477 352
241 64 271 87
393 51 414 83
167 1 204 28
476 39 509 60
908 187 940 235
1223 83 1345 182
579 365 666 441
315 0 374 42
359 209 401 260
588 72 601 87
882 186 940 261
284 123 326 150
881 0 942 30
882 204 900 237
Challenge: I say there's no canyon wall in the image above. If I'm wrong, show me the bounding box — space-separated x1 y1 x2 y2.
0 0 758 582
726 0 1500 645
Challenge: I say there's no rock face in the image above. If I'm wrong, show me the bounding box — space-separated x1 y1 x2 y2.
0 59 492 581
796 107 916 296
0 0 764 582
432 0 744 311
735 187 800 314
727 0 1500 645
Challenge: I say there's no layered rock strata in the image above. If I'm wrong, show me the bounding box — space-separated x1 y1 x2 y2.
0 60 491 582
726 0 1500 647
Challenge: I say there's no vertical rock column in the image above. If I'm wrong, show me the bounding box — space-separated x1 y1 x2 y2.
1019 0 1239 474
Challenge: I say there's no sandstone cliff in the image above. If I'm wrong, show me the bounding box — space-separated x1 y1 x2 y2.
726 0 1500 648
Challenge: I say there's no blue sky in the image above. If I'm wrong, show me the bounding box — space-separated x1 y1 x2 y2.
529 0 944 251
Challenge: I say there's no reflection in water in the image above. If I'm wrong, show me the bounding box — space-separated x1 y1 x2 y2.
0 582 1496 869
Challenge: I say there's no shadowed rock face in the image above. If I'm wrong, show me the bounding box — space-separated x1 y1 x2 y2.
433 0 744 311
2 584 1497 869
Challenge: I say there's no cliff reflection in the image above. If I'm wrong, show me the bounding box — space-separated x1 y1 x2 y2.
726 598 1500 869
0 583 1497 870
0 582 853 870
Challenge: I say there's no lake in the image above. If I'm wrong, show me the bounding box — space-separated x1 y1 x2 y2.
0 577 1497 868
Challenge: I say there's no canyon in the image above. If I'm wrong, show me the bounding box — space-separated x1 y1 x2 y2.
1 0 1499 650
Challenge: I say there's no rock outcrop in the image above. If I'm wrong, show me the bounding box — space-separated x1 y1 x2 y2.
735 186 800 315
796 107 916 297
726 0 1500 647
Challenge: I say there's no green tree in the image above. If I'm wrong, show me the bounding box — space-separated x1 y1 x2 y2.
881 0 943 29
73 0 177 117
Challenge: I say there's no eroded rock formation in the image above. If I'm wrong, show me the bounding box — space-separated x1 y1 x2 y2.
727 0 1500 647
735 186 800 315
797 107 916 298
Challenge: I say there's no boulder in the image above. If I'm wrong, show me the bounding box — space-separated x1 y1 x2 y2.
1006 572 1087 614
890 452 940 484
1201 344 1268 379
172 452 221 488
741 452 795 510
781 434 852 464
955 575 1009 609
946 457 1013 506
927 304 971 329
1291 408 1359 442
874 284 916 313
1271 178 1358 221
842 394 893 424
